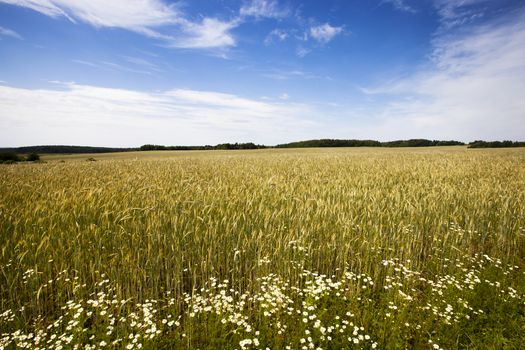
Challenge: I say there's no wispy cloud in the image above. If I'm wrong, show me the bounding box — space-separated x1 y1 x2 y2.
260 69 319 80
0 82 319 146
71 60 100 68
240 0 289 19
0 0 348 52
296 46 311 57
0 0 238 50
72 59 156 75
360 10 525 141
0 0 180 33
279 92 290 100
0 25 23 39
0 0 72 19
381 0 417 14
264 28 288 45
122 56 163 72
309 23 343 44
433 0 488 29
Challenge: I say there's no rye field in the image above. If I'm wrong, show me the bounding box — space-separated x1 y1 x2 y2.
1 147 524 349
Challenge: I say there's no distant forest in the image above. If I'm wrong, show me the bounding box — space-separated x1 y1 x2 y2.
0 145 135 154
1 139 524 154
275 139 465 148
467 140 525 148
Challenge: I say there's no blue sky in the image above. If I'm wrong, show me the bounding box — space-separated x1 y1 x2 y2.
0 0 524 147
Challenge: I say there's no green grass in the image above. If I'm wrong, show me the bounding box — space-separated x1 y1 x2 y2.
1 147 524 349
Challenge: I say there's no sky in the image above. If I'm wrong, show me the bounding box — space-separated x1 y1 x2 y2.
0 0 524 147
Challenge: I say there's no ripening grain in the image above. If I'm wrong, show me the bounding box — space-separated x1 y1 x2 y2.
1 147 524 349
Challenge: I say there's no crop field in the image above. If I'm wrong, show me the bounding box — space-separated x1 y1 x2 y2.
1 147 524 349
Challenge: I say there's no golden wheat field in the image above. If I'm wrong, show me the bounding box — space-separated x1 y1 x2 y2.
1 147 524 349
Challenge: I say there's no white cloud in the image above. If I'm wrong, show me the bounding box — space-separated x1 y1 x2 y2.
0 82 319 146
279 93 290 100
169 18 238 49
0 0 238 49
240 0 289 19
360 11 525 141
309 23 343 44
164 89 280 113
264 28 288 45
295 23 344 57
0 25 22 39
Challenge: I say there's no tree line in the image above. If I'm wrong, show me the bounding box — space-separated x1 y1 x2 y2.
1 139 524 157
0 145 135 154
139 143 268 151
467 140 525 148
275 139 466 148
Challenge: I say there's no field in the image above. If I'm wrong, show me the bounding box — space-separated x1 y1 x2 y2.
1 147 524 349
